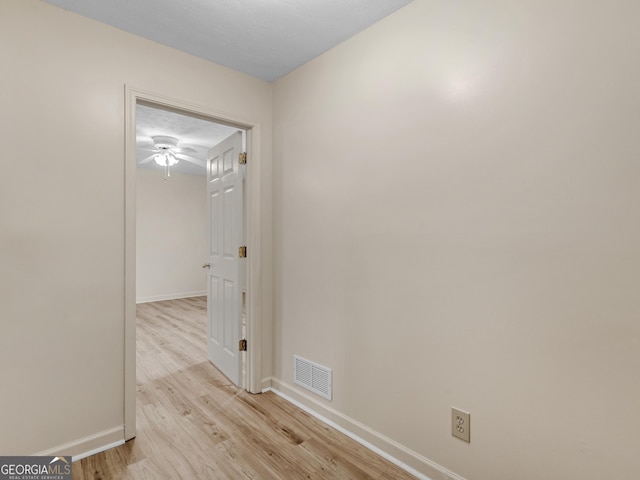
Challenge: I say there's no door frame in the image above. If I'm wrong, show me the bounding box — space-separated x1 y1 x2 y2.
124 85 264 440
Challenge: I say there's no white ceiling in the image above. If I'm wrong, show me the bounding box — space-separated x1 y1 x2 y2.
42 0 413 82
136 104 239 176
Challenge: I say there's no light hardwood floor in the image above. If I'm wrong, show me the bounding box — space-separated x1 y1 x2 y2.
72 297 416 479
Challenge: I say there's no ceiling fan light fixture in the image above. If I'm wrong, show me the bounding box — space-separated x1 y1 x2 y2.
153 151 178 167
151 135 179 149
153 150 179 179
140 134 200 179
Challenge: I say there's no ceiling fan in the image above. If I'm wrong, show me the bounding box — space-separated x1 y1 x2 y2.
138 135 202 179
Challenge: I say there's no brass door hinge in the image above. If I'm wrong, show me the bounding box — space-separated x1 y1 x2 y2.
239 152 247 165
239 339 247 351
238 246 247 258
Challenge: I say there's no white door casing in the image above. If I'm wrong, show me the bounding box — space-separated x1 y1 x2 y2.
206 131 244 386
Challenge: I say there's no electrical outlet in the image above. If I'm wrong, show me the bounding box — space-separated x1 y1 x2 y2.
451 407 470 442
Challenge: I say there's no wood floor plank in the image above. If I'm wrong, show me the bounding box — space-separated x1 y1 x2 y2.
72 297 416 479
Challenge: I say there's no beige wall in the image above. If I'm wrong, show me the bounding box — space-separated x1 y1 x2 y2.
0 0 272 455
136 169 207 303
272 1 640 479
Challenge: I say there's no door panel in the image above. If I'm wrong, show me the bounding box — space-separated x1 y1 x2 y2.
209 192 220 255
208 276 220 343
224 279 235 352
223 186 234 258
206 131 244 386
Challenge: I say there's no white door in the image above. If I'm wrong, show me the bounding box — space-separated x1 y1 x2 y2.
206 131 244 386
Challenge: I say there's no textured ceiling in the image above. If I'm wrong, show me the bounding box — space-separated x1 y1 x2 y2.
42 0 412 82
136 104 239 176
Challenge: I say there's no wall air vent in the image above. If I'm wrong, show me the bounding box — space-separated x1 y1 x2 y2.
294 355 332 400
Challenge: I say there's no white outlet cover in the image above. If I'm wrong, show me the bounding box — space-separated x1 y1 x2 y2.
452 407 470 442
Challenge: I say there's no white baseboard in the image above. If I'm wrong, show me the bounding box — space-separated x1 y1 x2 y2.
261 376 273 392
265 379 465 480
34 426 124 461
136 290 206 304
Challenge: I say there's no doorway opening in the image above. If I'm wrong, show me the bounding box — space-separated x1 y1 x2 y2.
135 102 247 382
124 87 263 441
